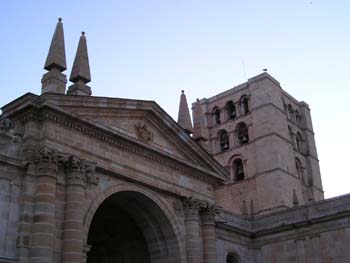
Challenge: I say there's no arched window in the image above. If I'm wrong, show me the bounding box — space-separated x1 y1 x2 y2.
213 107 221 125
226 252 240 263
218 130 230 151
288 104 294 122
282 98 287 113
237 122 249 145
240 95 249 114
288 125 294 146
295 158 304 183
296 132 303 153
295 110 301 126
233 159 244 181
226 101 236 119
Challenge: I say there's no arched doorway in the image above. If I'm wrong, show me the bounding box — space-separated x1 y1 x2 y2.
86 191 180 263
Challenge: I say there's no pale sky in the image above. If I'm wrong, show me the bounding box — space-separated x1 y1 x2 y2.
0 0 349 198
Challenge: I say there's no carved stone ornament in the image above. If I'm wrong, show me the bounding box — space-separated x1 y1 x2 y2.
36 147 61 173
37 147 59 165
22 145 98 186
0 117 23 143
85 162 99 185
135 122 153 142
201 203 221 216
183 197 222 220
182 197 205 210
66 155 98 186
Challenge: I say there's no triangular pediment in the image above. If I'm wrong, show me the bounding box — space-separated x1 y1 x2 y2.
67 107 193 163
1 93 229 182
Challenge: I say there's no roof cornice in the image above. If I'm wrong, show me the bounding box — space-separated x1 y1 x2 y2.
2 93 229 184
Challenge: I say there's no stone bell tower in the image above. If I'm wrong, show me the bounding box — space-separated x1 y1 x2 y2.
189 73 324 215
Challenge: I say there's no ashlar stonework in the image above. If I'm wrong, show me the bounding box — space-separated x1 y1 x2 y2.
0 19 349 263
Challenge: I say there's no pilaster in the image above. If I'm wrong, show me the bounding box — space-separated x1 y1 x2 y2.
201 204 219 263
29 148 59 263
62 156 96 263
17 146 37 261
183 198 203 263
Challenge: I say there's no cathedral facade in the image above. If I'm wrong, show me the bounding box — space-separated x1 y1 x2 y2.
0 19 349 263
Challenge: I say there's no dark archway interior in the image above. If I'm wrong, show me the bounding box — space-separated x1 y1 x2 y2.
226 253 239 263
87 191 179 263
87 198 150 263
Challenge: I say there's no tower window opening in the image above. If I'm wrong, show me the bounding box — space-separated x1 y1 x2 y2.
219 130 230 151
237 122 249 144
288 125 294 146
295 110 302 126
233 159 244 181
296 132 303 153
240 95 249 114
226 101 236 119
288 104 294 122
213 107 221 125
295 158 304 183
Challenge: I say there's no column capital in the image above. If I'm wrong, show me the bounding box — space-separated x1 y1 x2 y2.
200 203 221 224
183 197 204 209
36 147 61 177
182 197 204 220
65 155 98 187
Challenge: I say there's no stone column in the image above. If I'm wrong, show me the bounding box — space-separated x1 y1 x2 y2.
29 148 58 263
17 146 37 261
201 205 218 263
183 198 203 263
295 238 306 263
62 156 89 263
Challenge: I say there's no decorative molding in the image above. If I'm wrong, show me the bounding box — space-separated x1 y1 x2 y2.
16 108 221 185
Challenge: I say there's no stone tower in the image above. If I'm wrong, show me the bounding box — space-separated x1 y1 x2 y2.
192 73 324 215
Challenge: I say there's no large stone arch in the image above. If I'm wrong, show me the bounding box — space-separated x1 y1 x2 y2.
83 183 186 263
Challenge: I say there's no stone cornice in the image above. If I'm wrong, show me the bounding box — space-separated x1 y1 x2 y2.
4 95 227 185
39 93 228 179
217 194 350 240
0 153 24 169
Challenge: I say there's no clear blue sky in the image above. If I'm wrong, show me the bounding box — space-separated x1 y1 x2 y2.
1 0 349 198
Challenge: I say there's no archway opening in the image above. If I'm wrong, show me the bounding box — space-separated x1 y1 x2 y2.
87 191 179 263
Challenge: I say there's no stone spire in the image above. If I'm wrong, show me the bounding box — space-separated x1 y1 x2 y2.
67 32 92 96
41 18 67 94
193 99 208 141
177 90 193 135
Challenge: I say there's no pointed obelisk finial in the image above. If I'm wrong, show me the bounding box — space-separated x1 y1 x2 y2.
177 90 193 135
67 31 92 96
41 18 67 94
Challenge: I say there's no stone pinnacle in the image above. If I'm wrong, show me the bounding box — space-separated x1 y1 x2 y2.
69 32 91 83
44 17 67 72
67 32 92 96
177 90 193 135
41 18 67 94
